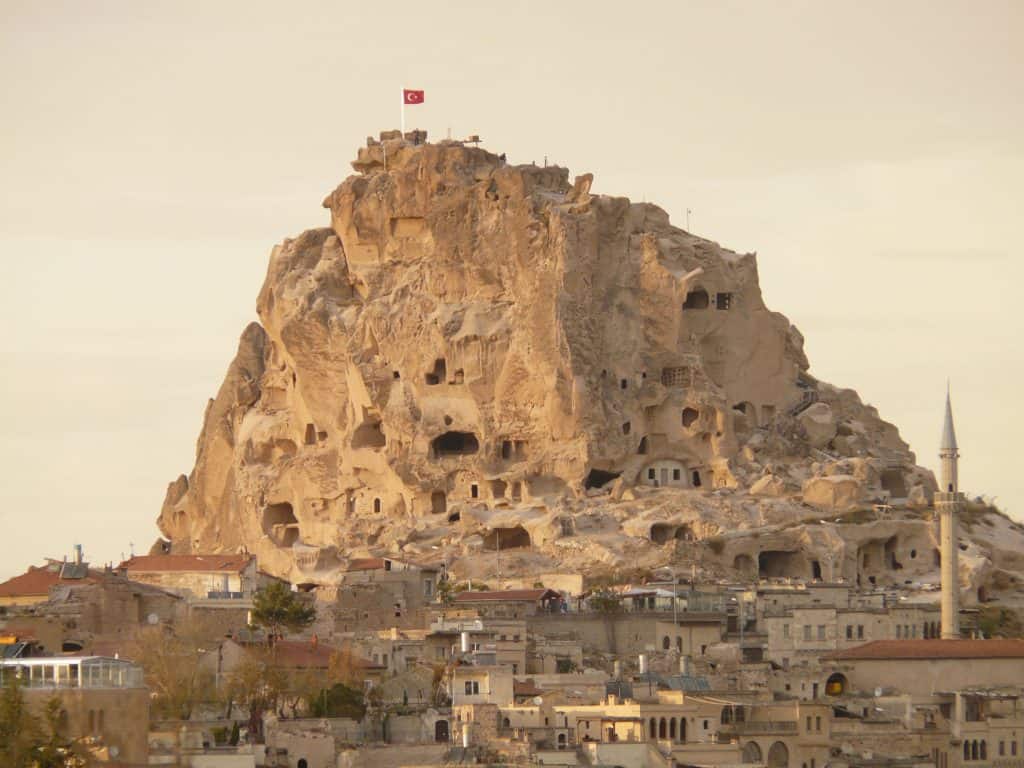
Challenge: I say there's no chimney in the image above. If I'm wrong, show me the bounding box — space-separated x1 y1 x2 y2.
74 544 83 565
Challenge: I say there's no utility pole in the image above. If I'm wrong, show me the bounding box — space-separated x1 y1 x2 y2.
686 208 692 231
672 568 678 629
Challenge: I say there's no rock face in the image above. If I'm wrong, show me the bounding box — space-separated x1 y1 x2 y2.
160 131 970 590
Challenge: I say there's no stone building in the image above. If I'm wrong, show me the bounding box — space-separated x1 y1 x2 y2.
325 557 440 632
117 553 258 599
0 655 149 764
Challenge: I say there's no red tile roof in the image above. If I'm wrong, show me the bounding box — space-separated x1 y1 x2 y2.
825 639 1024 661
254 639 381 670
514 679 545 697
454 589 560 603
0 566 98 598
118 554 253 574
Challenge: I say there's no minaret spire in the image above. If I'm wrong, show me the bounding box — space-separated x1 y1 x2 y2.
939 387 959 493
937 385 962 639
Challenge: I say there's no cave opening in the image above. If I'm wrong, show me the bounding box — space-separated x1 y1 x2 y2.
431 491 447 515
758 550 805 579
352 420 387 449
880 469 907 498
584 469 620 490
483 525 531 550
425 358 447 386
262 502 299 547
682 289 709 309
431 431 480 457
650 523 676 544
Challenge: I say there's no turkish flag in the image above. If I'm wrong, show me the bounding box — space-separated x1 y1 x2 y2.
403 89 424 105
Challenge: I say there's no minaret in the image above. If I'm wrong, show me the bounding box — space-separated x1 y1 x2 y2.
937 388 962 639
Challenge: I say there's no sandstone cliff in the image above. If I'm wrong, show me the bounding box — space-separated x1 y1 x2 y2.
156 131 1020 606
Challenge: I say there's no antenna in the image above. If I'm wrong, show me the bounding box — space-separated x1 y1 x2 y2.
496 529 501 590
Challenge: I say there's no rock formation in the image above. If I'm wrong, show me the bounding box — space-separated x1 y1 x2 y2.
156 131 1023 608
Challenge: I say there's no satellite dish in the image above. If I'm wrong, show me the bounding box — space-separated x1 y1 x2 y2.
532 696 543 705
147 613 159 625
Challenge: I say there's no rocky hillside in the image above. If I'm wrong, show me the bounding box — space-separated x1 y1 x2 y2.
155 130 1022 608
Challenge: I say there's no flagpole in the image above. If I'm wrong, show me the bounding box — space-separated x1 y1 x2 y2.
400 88 405 135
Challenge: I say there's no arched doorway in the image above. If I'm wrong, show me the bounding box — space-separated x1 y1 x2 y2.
435 719 449 742
297 760 308 768
734 553 755 575
768 741 789 768
649 717 657 740
659 717 667 738
825 672 848 696
743 742 763 763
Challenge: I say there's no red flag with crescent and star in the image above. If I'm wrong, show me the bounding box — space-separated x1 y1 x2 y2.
403 89 424 105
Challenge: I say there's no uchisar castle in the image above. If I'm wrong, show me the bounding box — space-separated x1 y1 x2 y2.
2 131 1022 768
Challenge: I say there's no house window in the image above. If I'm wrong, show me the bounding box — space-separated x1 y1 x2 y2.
424 580 433 597
672 469 681 481
846 625 853 639
817 625 825 641
816 716 821 731
806 716 812 731
648 468 656 480
464 681 480 695
716 292 732 310
803 625 811 641
857 625 864 639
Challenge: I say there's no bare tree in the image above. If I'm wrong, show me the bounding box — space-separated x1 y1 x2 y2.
128 617 218 720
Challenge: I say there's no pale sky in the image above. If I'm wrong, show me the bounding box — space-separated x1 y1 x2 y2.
1 0 1021 580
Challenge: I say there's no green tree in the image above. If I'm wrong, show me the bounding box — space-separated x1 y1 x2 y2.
588 587 623 614
34 698 90 768
0 678 86 768
308 683 366 719
250 582 316 638
0 674 41 768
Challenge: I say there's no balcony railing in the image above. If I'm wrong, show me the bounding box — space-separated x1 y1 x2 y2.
719 721 798 735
